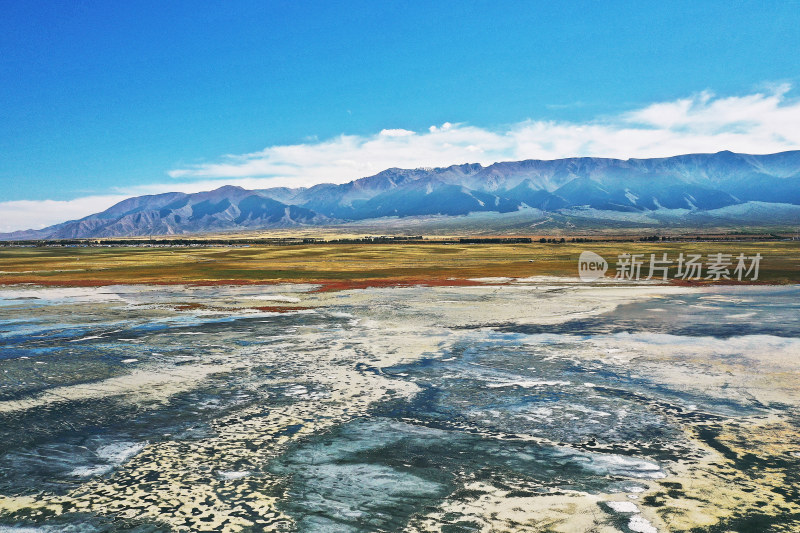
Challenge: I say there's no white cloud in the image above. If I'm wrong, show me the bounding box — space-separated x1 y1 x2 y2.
379 128 415 137
168 85 800 185
0 195 129 233
3 86 800 232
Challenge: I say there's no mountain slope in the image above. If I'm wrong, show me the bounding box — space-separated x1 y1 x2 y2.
3 186 330 239
3 150 800 239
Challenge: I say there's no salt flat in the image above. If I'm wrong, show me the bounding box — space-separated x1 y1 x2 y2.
0 281 798 532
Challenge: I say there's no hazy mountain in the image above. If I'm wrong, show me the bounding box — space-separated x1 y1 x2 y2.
2 185 329 239
3 150 800 239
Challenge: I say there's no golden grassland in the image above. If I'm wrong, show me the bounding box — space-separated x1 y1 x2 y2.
0 241 798 287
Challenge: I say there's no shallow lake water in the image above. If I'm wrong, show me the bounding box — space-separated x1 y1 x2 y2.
0 282 798 532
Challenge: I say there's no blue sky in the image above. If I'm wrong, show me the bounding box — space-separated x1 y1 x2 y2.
1 1 800 230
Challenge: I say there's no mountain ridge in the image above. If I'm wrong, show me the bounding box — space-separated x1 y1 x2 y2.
4 150 800 239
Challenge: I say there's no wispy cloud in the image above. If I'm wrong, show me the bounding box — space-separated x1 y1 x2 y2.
2 86 800 232
168 85 800 185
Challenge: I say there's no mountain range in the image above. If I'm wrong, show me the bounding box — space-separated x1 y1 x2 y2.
4 150 800 239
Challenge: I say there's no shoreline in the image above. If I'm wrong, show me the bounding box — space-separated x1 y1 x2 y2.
0 275 793 291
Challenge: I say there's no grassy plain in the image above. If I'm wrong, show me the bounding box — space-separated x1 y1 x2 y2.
0 241 798 287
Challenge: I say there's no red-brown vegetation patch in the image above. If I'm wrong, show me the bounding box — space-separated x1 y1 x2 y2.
309 277 488 293
250 305 314 313
173 303 206 311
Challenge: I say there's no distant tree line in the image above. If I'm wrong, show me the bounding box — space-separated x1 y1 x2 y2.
0 233 787 248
